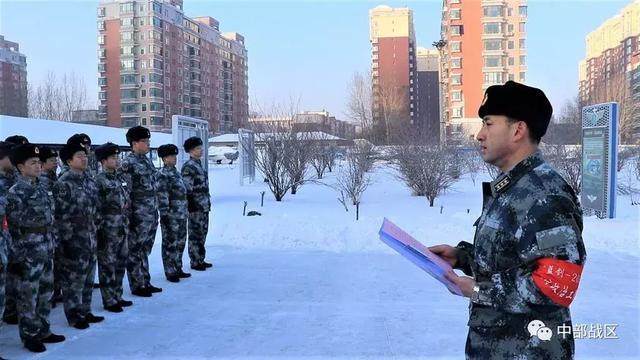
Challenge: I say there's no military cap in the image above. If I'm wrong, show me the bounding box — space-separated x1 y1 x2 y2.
183 136 203 152
10 144 41 166
59 143 87 163
37 146 58 163
126 126 151 143
478 81 553 142
67 133 92 147
158 144 179 158
5 135 29 145
95 142 120 162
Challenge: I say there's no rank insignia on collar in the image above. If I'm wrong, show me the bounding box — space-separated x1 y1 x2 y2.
494 175 511 193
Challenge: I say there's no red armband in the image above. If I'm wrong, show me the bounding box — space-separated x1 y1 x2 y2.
532 258 583 307
2 216 7 231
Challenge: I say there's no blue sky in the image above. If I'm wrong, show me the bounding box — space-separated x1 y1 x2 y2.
0 0 632 120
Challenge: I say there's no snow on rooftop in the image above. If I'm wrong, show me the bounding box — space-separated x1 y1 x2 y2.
0 115 172 147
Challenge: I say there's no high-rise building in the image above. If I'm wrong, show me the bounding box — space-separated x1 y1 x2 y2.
0 35 28 117
416 47 440 144
97 0 248 133
369 5 418 143
439 0 528 144
578 0 639 104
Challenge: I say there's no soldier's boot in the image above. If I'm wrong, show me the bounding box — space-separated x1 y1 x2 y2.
86 313 104 323
203 261 213 268
119 299 133 307
131 288 152 297
72 320 89 330
147 284 162 293
166 274 180 283
104 304 123 313
191 264 206 271
178 270 191 278
41 333 66 343
24 339 46 353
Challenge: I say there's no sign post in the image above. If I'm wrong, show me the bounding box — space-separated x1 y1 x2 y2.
581 102 618 219
171 115 209 172
238 128 255 185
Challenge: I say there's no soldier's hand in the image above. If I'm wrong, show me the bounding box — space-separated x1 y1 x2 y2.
428 244 458 267
445 270 476 298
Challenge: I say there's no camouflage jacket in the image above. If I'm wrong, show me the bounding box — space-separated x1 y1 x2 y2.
95 169 131 229
455 151 587 328
158 166 188 219
120 152 158 212
0 171 12 263
54 170 99 246
6 175 55 256
181 158 210 213
39 170 57 213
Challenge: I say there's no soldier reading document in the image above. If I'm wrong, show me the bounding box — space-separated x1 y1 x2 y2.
428 81 587 360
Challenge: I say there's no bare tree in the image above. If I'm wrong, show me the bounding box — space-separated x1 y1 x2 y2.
541 144 582 194
345 71 374 141
375 82 411 145
392 143 459 207
283 129 315 195
28 71 88 121
592 72 640 145
334 149 372 220
310 141 338 180
545 96 582 145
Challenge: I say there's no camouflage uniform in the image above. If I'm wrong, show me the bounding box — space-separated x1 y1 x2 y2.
1 169 18 322
158 165 188 277
54 170 99 325
181 158 211 266
120 152 158 291
38 170 60 302
6 175 55 342
454 151 587 360
0 171 11 328
95 169 130 307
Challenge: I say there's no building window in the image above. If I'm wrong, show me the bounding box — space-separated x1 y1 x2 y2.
99 91 107 100
98 49 106 58
97 21 105 31
451 74 462 85
120 2 134 13
151 116 164 125
450 25 463 36
150 102 163 111
120 89 138 99
484 23 501 34
520 72 526 81
508 57 514 66
484 56 502 67
519 6 527 16
120 59 135 70
98 78 107 86
152 2 162 13
452 107 463 118
451 90 462 101
484 39 502 51
450 0 460 3
508 41 514 49
508 73 515 81
450 9 461 20
484 72 503 84
519 39 525 49
519 55 526 65
121 18 133 27
483 5 503 17
142 104 147 111
150 88 163 97
450 41 461 52
121 74 136 84
508 24 514 34
121 103 138 113
97 7 105 17
519 22 526 32
121 32 133 41
97 35 105 45
153 17 162 28
451 58 462 68
98 63 106 72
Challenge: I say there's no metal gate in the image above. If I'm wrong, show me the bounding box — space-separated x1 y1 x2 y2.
171 115 209 172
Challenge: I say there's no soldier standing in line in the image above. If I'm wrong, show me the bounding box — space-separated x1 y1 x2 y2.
36 147 62 307
0 141 14 341
59 133 98 177
430 81 587 359
157 144 191 283
54 143 104 329
94 143 134 312
6 144 65 352
181 137 212 271
1 135 28 325
121 126 162 297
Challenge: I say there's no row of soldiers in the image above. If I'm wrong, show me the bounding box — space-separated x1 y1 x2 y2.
0 126 212 354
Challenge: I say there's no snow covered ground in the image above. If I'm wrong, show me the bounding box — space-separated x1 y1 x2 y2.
0 160 638 359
